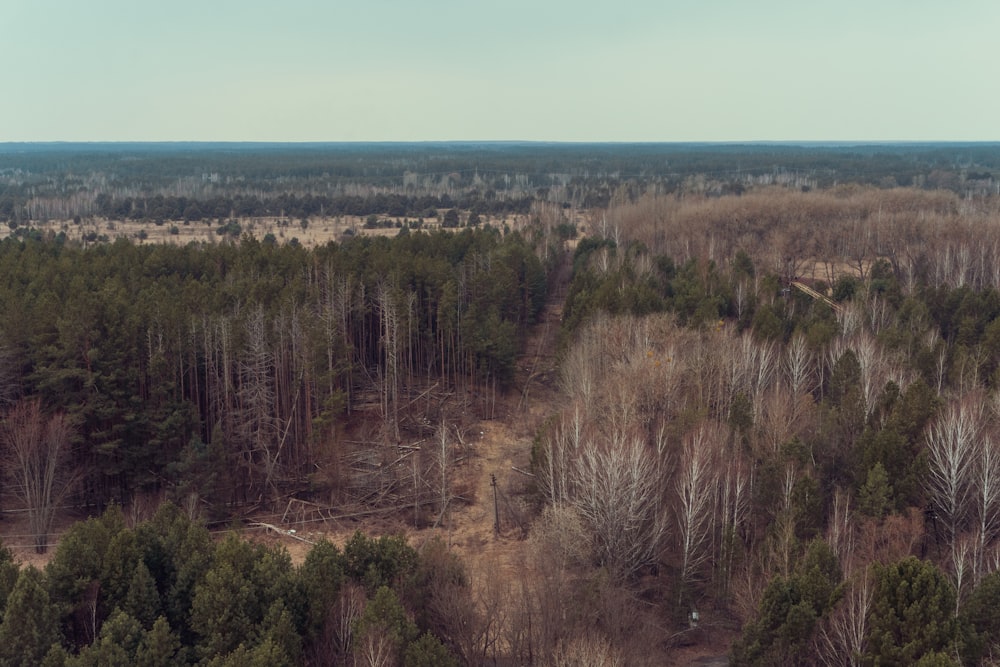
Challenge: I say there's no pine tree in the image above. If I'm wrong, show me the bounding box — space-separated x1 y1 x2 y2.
864 557 957 666
135 616 182 667
0 566 62 667
123 562 162 630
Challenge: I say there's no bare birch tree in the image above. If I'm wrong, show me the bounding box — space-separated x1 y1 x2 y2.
675 423 721 598
973 431 1000 583
785 333 815 405
717 449 751 599
571 437 666 581
538 405 585 506
816 571 871 667
925 394 984 555
1 399 75 553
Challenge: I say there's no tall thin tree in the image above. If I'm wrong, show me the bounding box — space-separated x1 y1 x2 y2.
1 399 75 553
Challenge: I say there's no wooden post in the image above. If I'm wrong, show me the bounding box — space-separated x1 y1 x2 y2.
491 473 499 535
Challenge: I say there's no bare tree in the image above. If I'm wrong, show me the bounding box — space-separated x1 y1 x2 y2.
571 437 666 581
356 632 394 667
973 431 1000 583
717 448 751 599
816 571 871 667
552 635 624 667
538 406 585 506
925 395 984 554
826 488 855 570
238 307 281 499
1 399 75 553
377 281 400 442
675 423 721 599
436 421 451 521
785 333 815 405
949 533 976 613
333 583 365 662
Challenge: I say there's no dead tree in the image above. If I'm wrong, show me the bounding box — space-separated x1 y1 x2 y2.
1 399 75 553
377 282 400 442
238 308 281 500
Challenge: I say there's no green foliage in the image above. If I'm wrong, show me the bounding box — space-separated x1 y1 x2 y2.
190 535 300 661
297 539 345 648
833 275 860 302
0 505 460 665
404 631 460 667
45 506 129 646
135 617 182 667
255 601 301 664
958 569 1000 664
731 540 842 666
751 303 786 341
858 463 892 519
343 531 418 594
122 562 162 630
136 504 214 644
215 220 242 237
827 349 862 408
354 586 418 665
70 609 144 667
856 380 937 511
202 638 294 667
0 542 20 620
0 228 547 507
0 566 61 667
864 557 957 666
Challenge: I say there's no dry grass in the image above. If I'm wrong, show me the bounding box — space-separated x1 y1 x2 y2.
0 214 532 248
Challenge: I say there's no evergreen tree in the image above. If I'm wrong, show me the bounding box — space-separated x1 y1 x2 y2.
731 540 842 666
0 542 20 621
135 616 183 667
0 566 62 667
297 539 345 651
353 586 418 667
958 569 1000 664
69 609 143 667
404 631 460 667
122 561 162 630
864 557 957 666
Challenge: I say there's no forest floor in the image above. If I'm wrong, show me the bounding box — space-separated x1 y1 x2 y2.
260 248 571 578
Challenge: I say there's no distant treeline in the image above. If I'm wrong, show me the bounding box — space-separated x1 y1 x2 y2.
89 192 536 223
2 142 998 224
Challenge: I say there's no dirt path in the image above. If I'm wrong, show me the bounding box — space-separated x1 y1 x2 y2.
232 247 572 573
436 247 572 575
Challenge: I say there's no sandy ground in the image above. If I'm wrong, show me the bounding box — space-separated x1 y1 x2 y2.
0 214 539 248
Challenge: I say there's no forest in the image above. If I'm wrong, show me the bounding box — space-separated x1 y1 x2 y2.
1 143 1000 665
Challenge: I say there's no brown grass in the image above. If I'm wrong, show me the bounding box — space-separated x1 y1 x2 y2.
0 214 533 248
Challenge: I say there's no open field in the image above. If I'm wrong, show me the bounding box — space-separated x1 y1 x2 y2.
0 214 535 246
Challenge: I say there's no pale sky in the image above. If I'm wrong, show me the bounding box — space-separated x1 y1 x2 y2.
2 0 997 142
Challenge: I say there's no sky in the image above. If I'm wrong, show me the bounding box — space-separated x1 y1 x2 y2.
1 0 998 142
